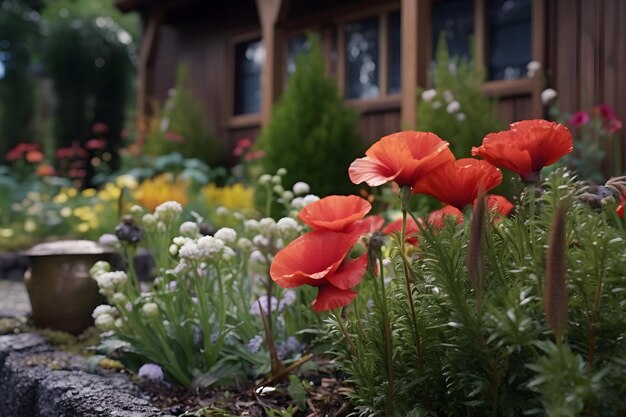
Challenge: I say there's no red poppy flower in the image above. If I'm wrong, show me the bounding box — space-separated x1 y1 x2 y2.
412 158 502 210
270 230 362 288
383 216 422 245
618 197 624 219
92 122 110 135
487 194 514 217
427 206 464 228
5 143 38 161
298 195 372 232
567 111 590 128
270 230 367 312
471 119 573 183
349 131 455 188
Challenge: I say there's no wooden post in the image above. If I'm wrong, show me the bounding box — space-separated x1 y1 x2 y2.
137 7 163 137
531 0 546 118
401 0 430 129
256 0 284 125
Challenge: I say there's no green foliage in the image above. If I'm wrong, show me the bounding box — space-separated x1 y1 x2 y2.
417 35 504 159
258 35 362 197
0 0 40 156
144 65 223 167
337 169 626 416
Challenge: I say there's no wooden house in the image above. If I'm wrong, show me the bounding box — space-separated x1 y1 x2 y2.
115 0 626 165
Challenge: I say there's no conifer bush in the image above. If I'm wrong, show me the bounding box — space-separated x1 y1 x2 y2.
257 36 362 197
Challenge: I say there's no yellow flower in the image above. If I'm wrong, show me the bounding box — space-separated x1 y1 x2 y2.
115 174 139 190
0 228 14 238
53 193 68 204
134 174 189 212
76 223 90 233
24 219 37 232
201 183 254 211
82 188 97 198
60 207 72 218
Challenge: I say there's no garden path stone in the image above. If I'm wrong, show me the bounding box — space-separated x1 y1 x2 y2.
0 333 174 417
0 279 31 317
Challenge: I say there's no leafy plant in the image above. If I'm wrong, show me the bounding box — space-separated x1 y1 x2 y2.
417 34 504 159
257 35 363 197
143 65 223 167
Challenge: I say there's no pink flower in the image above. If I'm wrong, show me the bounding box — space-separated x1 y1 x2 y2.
85 138 107 150
567 111 590 128
92 122 110 135
595 104 623 133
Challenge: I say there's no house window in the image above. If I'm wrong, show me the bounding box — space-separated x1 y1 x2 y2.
487 0 532 80
430 0 532 81
340 9 401 100
234 38 264 115
388 11 401 94
344 17 380 99
431 0 475 63
286 33 313 77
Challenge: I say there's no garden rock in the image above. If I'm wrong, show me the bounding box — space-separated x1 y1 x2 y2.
0 333 173 417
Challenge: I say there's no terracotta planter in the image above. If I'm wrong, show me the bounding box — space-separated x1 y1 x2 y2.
23 240 113 335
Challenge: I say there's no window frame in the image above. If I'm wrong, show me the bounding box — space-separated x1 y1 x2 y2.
335 4 402 104
228 30 263 128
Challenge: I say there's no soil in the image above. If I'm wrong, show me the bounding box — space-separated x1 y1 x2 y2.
136 363 354 417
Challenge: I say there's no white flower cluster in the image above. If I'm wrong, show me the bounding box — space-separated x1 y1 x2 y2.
92 304 120 331
90 262 129 298
421 88 465 122
527 60 541 78
154 201 183 223
541 88 557 105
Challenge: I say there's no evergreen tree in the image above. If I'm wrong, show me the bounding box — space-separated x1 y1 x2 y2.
258 36 362 197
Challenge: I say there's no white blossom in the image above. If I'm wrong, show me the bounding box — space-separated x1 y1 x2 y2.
456 113 466 122
252 234 270 249
111 292 127 304
216 206 229 216
443 90 454 103
222 246 236 261
292 182 310 195
421 89 437 102
237 237 253 252
290 197 305 210
272 185 284 194
249 250 266 266
432 101 442 109
446 100 461 114
92 304 117 319
302 195 320 206
142 302 159 318
259 174 272 185
259 217 277 235
169 244 179 256
178 242 206 260
173 236 193 247
281 190 294 202
156 221 166 233
142 213 157 230
197 235 225 254
541 88 557 105
244 219 260 233
154 201 183 222
89 261 111 279
95 314 115 331
527 60 541 77
271 175 282 185
276 168 287 176
277 217 299 235
179 221 199 237
214 227 237 244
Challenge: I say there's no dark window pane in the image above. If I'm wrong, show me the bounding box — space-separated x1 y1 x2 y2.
431 0 474 63
344 17 380 99
286 33 313 77
388 11 401 94
234 39 264 115
488 0 532 80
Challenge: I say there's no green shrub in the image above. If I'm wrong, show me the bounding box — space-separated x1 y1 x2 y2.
417 35 504 159
257 35 362 197
143 65 223 167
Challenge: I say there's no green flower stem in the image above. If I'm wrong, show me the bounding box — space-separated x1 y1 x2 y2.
399 192 426 370
331 309 356 356
373 256 394 417
191 263 215 368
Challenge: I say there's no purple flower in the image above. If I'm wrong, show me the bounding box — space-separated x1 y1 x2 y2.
567 111 590 128
250 296 278 317
138 363 164 381
247 335 264 353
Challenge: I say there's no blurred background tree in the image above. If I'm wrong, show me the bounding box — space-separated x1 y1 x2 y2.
0 0 41 157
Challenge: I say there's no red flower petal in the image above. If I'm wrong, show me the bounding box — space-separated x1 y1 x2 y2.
472 119 573 181
382 216 422 245
427 206 464 228
487 194 514 217
346 215 385 235
326 253 368 290
349 131 454 188
298 195 371 232
413 159 502 210
270 230 361 288
311 284 359 312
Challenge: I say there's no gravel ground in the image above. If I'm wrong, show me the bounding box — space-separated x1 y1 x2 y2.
0 280 31 316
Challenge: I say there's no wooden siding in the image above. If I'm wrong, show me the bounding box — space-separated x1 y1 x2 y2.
137 0 626 171
547 0 626 168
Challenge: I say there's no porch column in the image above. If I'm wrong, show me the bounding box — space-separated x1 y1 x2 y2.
137 7 163 137
256 0 284 125
401 0 430 129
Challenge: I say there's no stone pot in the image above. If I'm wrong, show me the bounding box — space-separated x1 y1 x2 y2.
23 240 113 335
